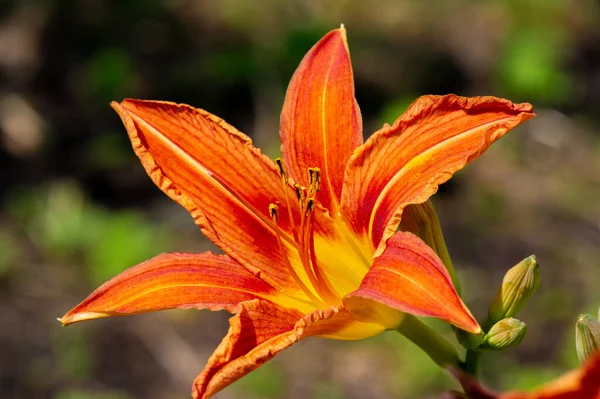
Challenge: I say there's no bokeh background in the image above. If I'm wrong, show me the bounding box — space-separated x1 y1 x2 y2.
2 0 600 398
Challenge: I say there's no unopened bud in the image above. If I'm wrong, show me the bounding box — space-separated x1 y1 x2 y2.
488 255 539 324
481 318 527 350
576 314 600 363
455 328 484 350
400 201 460 294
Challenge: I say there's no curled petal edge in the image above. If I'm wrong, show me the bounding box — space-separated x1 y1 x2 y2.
193 300 386 399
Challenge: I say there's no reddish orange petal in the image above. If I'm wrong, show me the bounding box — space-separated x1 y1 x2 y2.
449 352 600 399
341 95 534 253
112 100 308 298
501 353 600 399
193 301 364 398
280 26 362 213
59 252 299 325
345 231 480 333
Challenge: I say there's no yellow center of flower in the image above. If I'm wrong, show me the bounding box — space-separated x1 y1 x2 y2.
271 159 372 309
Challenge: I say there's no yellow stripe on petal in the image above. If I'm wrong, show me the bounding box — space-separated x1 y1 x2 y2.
59 252 314 326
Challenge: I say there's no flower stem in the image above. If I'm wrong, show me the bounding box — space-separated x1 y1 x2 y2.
463 349 482 375
395 314 460 368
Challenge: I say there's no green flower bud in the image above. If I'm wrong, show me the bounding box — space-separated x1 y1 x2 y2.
481 318 527 350
576 314 600 363
488 255 540 324
400 201 460 294
455 328 484 350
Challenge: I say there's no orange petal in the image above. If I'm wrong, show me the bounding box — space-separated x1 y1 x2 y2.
345 231 480 333
341 95 534 253
449 352 600 399
280 26 363 213
501 353 600 399
193 301 370 398
59 252 301 325
112 100 309 298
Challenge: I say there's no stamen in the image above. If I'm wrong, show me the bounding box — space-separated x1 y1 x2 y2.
307 168 321 198
303 199 340 304
274 158 299 242
269 203 324 306
275 158 288 184
297 198 319 292
294 184 303 202
269 164 341 307
269 203 279 221
308 167 321 192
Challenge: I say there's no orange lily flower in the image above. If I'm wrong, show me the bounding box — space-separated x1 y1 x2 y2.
60 27 534 398
451 352 600 398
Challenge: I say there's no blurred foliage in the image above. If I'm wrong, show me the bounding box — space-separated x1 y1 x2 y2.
1 0 599 398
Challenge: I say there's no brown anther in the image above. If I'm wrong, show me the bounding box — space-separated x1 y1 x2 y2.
308 167 321 195
269 203 279 222
275 158 288 184
313 168 321 192
305 198 315 216
294 184 304 201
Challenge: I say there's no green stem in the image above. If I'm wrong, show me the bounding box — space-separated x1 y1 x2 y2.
395 314 460 368
463 349 482 375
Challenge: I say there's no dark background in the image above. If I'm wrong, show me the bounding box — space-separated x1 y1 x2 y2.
1 1 599 398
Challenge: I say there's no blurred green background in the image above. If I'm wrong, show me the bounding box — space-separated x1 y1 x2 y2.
1 0 599 398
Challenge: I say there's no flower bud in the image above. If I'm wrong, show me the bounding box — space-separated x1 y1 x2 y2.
487 255 539 324
576 314 600 363
481 318 527 350
400 200 460 294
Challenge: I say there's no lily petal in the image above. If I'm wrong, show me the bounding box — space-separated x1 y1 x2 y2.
193 300 302 399
280 26 362 213
450 352 600 399
193 300 380 398
112 100 310 299
59 252 308 325
345 231 479 333
502 353 600 399
400 201 460 293
341 95 534 253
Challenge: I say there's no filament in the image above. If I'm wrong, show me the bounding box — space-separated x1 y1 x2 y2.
269 204 324 306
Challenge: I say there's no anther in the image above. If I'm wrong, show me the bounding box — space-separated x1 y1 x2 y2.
269 203 279 222
306 198 315 215
307 168 321 197
308 167 321 187
294 184 304 202
313 168 321 191
275 158 288 184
